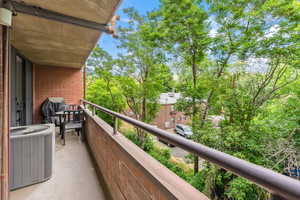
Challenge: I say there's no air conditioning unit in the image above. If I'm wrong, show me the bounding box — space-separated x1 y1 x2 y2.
10 124 55 190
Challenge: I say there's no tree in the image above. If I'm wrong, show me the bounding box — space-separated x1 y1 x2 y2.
150 0 299 198
154 0 210 174
86 1 300 199
116 8 173 145
86 45 125 125
193 0 300 199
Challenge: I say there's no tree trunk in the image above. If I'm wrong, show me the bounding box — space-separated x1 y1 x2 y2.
191 51 199 174
195 59 229 174
140 96 147 145
139 65 149 147
194 155 199 175
229 74 237 123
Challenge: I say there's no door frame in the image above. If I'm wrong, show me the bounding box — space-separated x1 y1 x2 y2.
10 47 33 126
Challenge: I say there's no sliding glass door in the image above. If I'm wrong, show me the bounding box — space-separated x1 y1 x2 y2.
11 47 33 126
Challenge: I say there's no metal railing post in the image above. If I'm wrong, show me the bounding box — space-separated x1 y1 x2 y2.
92 106 96 116
113 117 118 135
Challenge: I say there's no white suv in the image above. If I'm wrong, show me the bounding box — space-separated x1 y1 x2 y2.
175 124 193 138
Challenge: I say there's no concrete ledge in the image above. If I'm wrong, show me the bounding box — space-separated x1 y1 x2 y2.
83 108 209 200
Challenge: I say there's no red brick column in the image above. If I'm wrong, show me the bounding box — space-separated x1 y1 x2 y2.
0 24 10 200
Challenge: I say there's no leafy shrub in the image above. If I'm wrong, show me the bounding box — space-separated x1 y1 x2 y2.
225 177 268 200
87 78 125 125
189 170 207 191
124 130 269 199
124 130 193 181
124 130 155 152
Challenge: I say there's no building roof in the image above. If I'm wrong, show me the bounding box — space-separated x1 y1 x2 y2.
159 93 182 105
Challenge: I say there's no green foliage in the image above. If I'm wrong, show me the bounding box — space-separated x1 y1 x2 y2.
153 0 211 174
115 8 175 144
124 130 194 181
86 45 126 125
189 170 207 191
87 78 125 125
86 1 300 199
116 8 174 124
125 130 155 152
155 0 210 59
225 177 268 200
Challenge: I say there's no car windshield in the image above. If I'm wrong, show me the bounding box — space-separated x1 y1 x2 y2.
183 127 192 132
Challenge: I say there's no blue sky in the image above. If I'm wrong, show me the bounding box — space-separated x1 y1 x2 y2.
99 0 160 57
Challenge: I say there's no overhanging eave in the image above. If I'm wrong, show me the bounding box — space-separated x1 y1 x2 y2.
9 0 121 68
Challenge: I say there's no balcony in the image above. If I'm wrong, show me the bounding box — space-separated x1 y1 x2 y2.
4 99 300 200
10 132 107 200
9 105 208 200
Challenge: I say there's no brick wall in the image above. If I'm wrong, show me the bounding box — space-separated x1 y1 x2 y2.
153 104 190 129
84 109 208 200
33 65 83 123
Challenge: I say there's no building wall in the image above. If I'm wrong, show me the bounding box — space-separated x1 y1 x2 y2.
84 108 208 200
33 65 83 123
153 104 190 129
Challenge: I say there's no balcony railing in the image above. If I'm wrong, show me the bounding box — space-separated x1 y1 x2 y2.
81 99 300 200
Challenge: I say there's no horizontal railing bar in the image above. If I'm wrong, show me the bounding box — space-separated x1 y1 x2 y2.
81 99 300 200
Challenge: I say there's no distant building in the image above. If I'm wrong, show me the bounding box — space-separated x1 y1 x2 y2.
153 93 190 129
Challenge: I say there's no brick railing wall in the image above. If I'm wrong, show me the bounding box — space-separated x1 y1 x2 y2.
84 108 209 200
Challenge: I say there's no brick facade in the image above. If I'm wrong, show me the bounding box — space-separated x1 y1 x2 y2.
153 104 190 129
33 65 83 123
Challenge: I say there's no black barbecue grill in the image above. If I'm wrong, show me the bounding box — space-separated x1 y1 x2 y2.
41 97 68 125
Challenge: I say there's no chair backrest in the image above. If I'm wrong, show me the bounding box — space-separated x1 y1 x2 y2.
68 104 79 111
63 110 84 123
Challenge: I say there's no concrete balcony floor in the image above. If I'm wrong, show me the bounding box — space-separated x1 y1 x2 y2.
10 130 106 200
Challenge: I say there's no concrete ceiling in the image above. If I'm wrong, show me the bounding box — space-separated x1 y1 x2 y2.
11 0 121 68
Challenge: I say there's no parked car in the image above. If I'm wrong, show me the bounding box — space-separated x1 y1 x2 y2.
158 137 175 147
175 124 193 139
156 125 176 147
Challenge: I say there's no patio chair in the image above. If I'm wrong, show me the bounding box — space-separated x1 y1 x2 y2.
60 109 84 145
67 104 80 111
